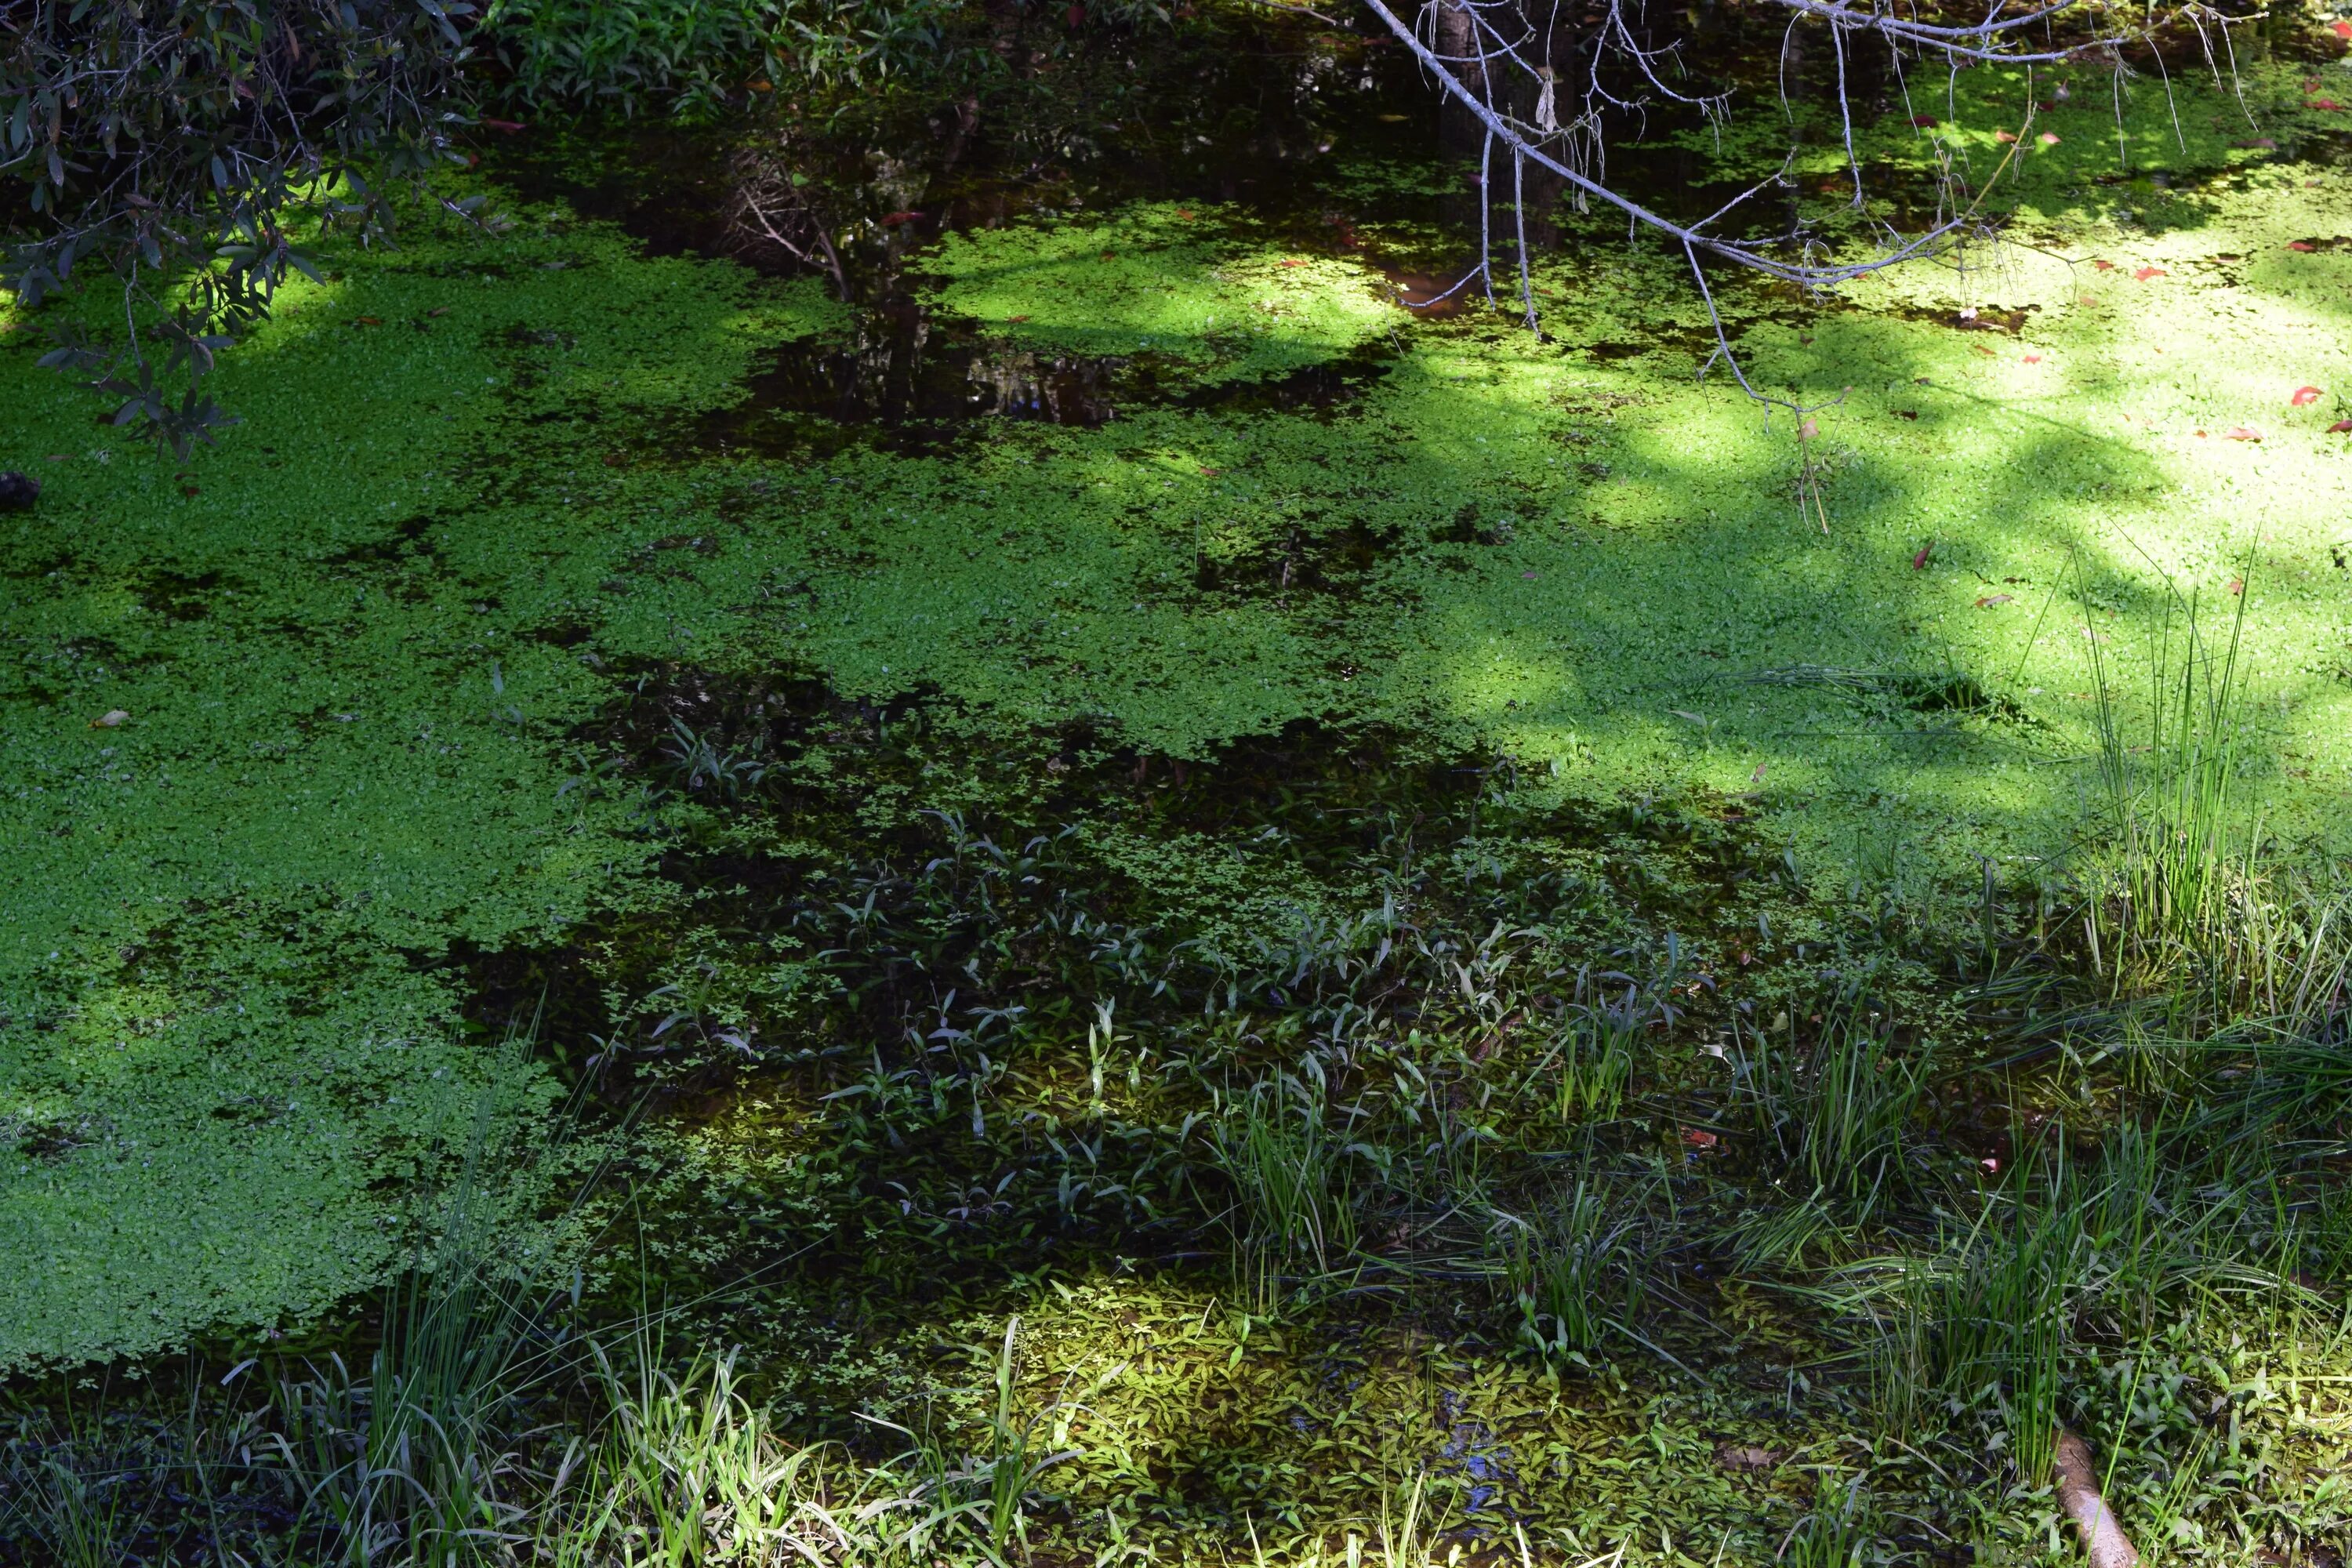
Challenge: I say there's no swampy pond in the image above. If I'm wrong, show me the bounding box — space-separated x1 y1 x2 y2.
5 1 2352 1562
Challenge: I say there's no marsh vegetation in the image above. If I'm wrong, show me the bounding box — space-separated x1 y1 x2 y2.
5 0 2352 1563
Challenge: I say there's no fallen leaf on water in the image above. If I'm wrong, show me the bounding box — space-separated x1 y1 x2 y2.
1522 570 1541 579
1912 540 1934 569
2092 259 2116 270
2024 351 2043 363
2294 385 2324 405
1911 114 1939 128
352 315 382 326
1798 417 1819 441
2317 99 2347 112
1681 1127 1720 1149
2335 18 2352 35
1199 466 1223 477
1175 209 1195 220
2135 266 2167 281
2228 578 2245 594
426 306 451 318
1976 593 2014 608
1278 259 1308 268
2290 241 2318 252
2330 419 2352 432
2039 131 2061 145
89 710 127 729
480 118 525 134
1994 129 2017 143
2195 430 2209 437
880 210 924 227
2227 426 2262 441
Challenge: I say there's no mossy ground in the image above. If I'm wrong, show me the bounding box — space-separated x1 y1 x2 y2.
4 8 2352 1563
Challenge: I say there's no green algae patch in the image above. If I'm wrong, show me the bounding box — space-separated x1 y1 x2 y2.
0 203 835 1368
923 203 1398 382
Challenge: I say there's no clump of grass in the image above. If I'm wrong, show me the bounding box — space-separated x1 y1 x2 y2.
1210 1075 1359 1315
1545 970 1653 1121
1737 987 1924 1232
555 1336 906 1566
1777 1470 1871 1568
1494 1177 1646 1360
1854 1166 2083 1481
2079 564 2275 1022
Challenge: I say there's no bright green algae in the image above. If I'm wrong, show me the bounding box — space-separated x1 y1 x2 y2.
5 65 2352 1363
0 218 831 1366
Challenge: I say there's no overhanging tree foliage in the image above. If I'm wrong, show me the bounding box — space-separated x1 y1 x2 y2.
0 0 481 455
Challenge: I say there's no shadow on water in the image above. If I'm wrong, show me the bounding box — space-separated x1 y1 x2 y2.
684 304 1396 458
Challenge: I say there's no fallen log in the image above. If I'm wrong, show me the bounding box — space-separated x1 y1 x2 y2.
2054 1428 2140 1568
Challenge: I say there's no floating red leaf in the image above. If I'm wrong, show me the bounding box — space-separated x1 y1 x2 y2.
2024 351 2043 363
2228 578 2245 595
2226 426 2262 441
2091 259 2116 270
2292 385 2324 405
2134 266 2167 280
1911 114 1939 127
1912 540 1934 570
2317 99 2347 111
1994 129 2018 143
1680 1127 1720 1149
1279 259 1308 268
2290 241 2318 251
880 210 924 227
2330 419 2352 432
2039 131 2061 145
2336 18 2352 34
480 118 525 134
1976 593 2014 608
